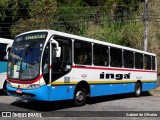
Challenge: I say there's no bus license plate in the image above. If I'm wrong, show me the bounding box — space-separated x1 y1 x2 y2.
16 89 23 94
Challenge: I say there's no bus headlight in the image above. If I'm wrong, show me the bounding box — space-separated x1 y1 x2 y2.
27 84 40 89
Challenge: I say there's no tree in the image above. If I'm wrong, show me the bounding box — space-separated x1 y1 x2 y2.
11 0 57 36
0 0 31 38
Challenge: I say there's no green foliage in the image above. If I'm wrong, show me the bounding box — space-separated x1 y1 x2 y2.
123 20 144 49
0 0 32 38
0 0 9 21
5 0 31 21
30 0 57 18
56 0 88 35
1 0 143 39
82 22 128 46
11 0 57 36
1 0 160 74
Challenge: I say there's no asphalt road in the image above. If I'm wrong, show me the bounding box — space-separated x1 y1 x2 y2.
0 92 160 120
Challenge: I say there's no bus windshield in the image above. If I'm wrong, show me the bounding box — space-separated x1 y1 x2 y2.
8 32 48 80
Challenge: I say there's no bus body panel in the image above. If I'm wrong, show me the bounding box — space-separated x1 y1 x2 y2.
0 74 6 89
0 62 8 73
142 82 157 91
7 84 75 101
71 67 157 84
90 83 135 97
7 82 157 101
0 62 8 89
48 85 75 101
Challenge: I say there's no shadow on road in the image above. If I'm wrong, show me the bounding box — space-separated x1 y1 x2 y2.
87 92 151 105
11 92 152 112
0 90 7 96
11 100 74 112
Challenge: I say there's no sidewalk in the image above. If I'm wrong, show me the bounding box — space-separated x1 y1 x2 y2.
150 86 160 96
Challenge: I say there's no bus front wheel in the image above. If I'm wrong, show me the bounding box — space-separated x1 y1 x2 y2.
134 82 142 97
2 80 7 95
74 87 87 106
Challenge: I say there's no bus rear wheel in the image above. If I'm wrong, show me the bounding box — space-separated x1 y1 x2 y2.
74 87 87 106
134 82 142 97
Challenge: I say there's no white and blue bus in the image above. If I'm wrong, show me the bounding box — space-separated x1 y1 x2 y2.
7 30 157 106
0 38 13 93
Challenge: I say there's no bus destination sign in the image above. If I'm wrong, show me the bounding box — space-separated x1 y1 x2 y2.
25 34 46 40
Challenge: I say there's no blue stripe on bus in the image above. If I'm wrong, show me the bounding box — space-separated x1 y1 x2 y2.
0 61 8 73
7 82 157 101
142 82 157 91
90 83 135 97
90 82 157 97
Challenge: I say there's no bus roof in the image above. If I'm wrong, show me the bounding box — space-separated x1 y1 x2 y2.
16 30 156 56
0 38 13 44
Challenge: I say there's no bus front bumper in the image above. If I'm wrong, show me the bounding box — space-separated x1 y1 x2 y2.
6 85 49 101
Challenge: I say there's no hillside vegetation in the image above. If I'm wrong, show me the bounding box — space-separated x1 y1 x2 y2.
0 0 160 73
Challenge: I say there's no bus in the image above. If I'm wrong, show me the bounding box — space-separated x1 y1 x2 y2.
0 38 13 93
6 30 157 106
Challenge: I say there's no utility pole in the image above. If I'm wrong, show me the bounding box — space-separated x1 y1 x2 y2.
144 0 148 51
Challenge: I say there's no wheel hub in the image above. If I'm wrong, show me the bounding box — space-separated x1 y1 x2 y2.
75 91 84 101
136 86 141 95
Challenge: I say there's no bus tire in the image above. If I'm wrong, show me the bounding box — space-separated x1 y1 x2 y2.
3 80 7 95
134 82 142 97
74 87 87 106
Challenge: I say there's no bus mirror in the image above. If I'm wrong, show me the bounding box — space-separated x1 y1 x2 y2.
50 38 61 57
56 47 61 57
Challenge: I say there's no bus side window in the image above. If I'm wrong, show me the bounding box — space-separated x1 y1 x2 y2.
110 47 122 67
124 50 134 68
144 55 151 70
74 41 92 65
0 43 7 61
62 45 71 64
152 56 156 70
93 44 109 66
135 53 143 69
